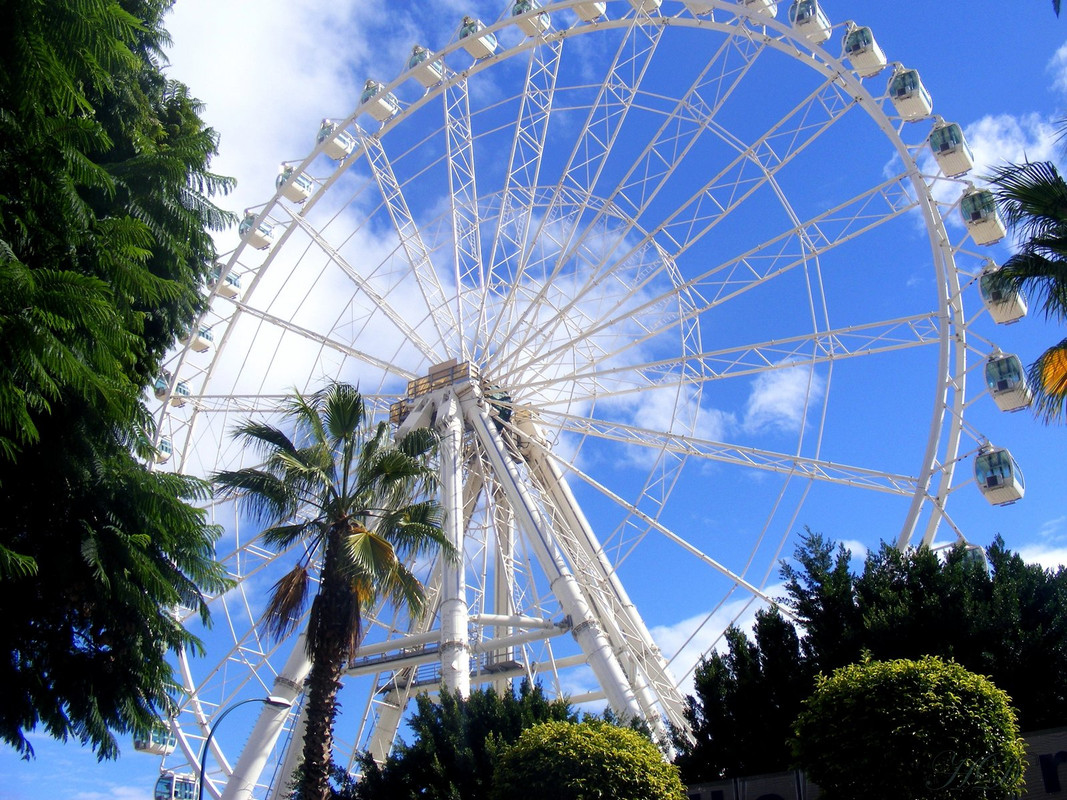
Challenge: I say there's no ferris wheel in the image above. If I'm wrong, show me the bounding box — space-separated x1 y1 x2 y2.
146 2 1030 798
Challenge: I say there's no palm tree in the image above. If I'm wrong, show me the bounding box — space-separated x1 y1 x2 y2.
988 158 1067 423
213 382 451 800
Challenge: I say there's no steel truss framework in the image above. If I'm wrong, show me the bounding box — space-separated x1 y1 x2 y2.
148 3 1020 798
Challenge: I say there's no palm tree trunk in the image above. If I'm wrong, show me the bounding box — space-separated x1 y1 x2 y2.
296 536 351 800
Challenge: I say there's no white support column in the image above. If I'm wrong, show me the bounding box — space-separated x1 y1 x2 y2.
491 488 516 694
436 394 470 698
516 415 681 737
223 633 310 800
464 399 642 720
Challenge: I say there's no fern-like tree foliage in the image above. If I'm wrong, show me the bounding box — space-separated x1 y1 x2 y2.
0 0 232 759
988 158 1067 423
214 383 453 800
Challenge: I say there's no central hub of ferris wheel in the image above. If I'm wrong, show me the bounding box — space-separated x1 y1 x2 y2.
378 358 686 755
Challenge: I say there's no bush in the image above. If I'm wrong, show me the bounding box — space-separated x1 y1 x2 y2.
792 656 1025 800
492 720 686 800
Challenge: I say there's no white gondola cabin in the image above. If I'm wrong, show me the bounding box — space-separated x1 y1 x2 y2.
888 67 933 121
154 772 196 800
512 0 551 35
180 326 214 354
276 164 314 204
316 119 355 161
575 1 606 20
974 445 1024 506
961 188 1006 246
979 263 1028 324
238 212 274 250
459 17 498 59
788 0 831 44
843 25 886 77
683 0 715 14
153 437 172 465
208 263 241 300
928 122 974 178
985 352 1033 412
628 0 662 13
153 375 190 407
408 45 444 87
360 79 400 122
134 726 176 756
740 0 778 17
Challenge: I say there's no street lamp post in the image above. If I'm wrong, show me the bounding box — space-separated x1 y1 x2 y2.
197 696 291 800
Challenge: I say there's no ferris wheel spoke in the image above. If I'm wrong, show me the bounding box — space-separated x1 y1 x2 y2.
485 25 757 364
540 443 780 607
495 171 917 386
520 313 943 401
444 76 485 356
480 37 563 361
282 212 440 361
544 409 920 495
488 19 665 360
499 74 863 373
359 129 459 350
231 301 416 383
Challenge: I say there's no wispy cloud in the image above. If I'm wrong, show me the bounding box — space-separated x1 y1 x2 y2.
742 364 824 435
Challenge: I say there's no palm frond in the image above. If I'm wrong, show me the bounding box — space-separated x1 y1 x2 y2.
230 421 298 460
320 382 367 442
344 528 401 578
994 251 1067 323
262 520 324 552
1028 337 1067 423
988 160 1067 244
262 564 312 641
212 468 298 526
379 561 429 621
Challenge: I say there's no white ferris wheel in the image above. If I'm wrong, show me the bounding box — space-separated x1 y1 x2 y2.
146 1 1032 798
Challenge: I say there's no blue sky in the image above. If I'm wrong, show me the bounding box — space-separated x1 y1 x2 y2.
4 2 1067 799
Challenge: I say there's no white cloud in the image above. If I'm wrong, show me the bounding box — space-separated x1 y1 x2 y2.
651 586 786 695
966 113 1060 174
1048 41 1067 95
1016 542 1067 570
742 363 824 435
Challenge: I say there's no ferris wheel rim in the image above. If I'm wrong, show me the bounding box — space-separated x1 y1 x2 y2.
149 3 990 796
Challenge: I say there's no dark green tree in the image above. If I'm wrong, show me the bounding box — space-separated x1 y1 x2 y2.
674 607 812 783
352 681 576 800
214 383 452 800
678 531 1067 781
0 0 233 759
779 529 863 673
492 719 687 800
793 656 1026 800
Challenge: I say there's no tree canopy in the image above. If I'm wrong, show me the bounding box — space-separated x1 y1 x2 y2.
793 656 1025 800
492 720 686 800
0 0 232 758
351 681 576 800
676 531 1067 783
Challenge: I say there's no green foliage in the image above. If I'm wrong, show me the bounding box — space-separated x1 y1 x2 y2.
0 0 233 759
674 607 812 783
0 402 229 758
677 530 1067 782
492 719 687 800
784 530 1067 731
352 681 576 800
215 383 450 800
793 656 1026 800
